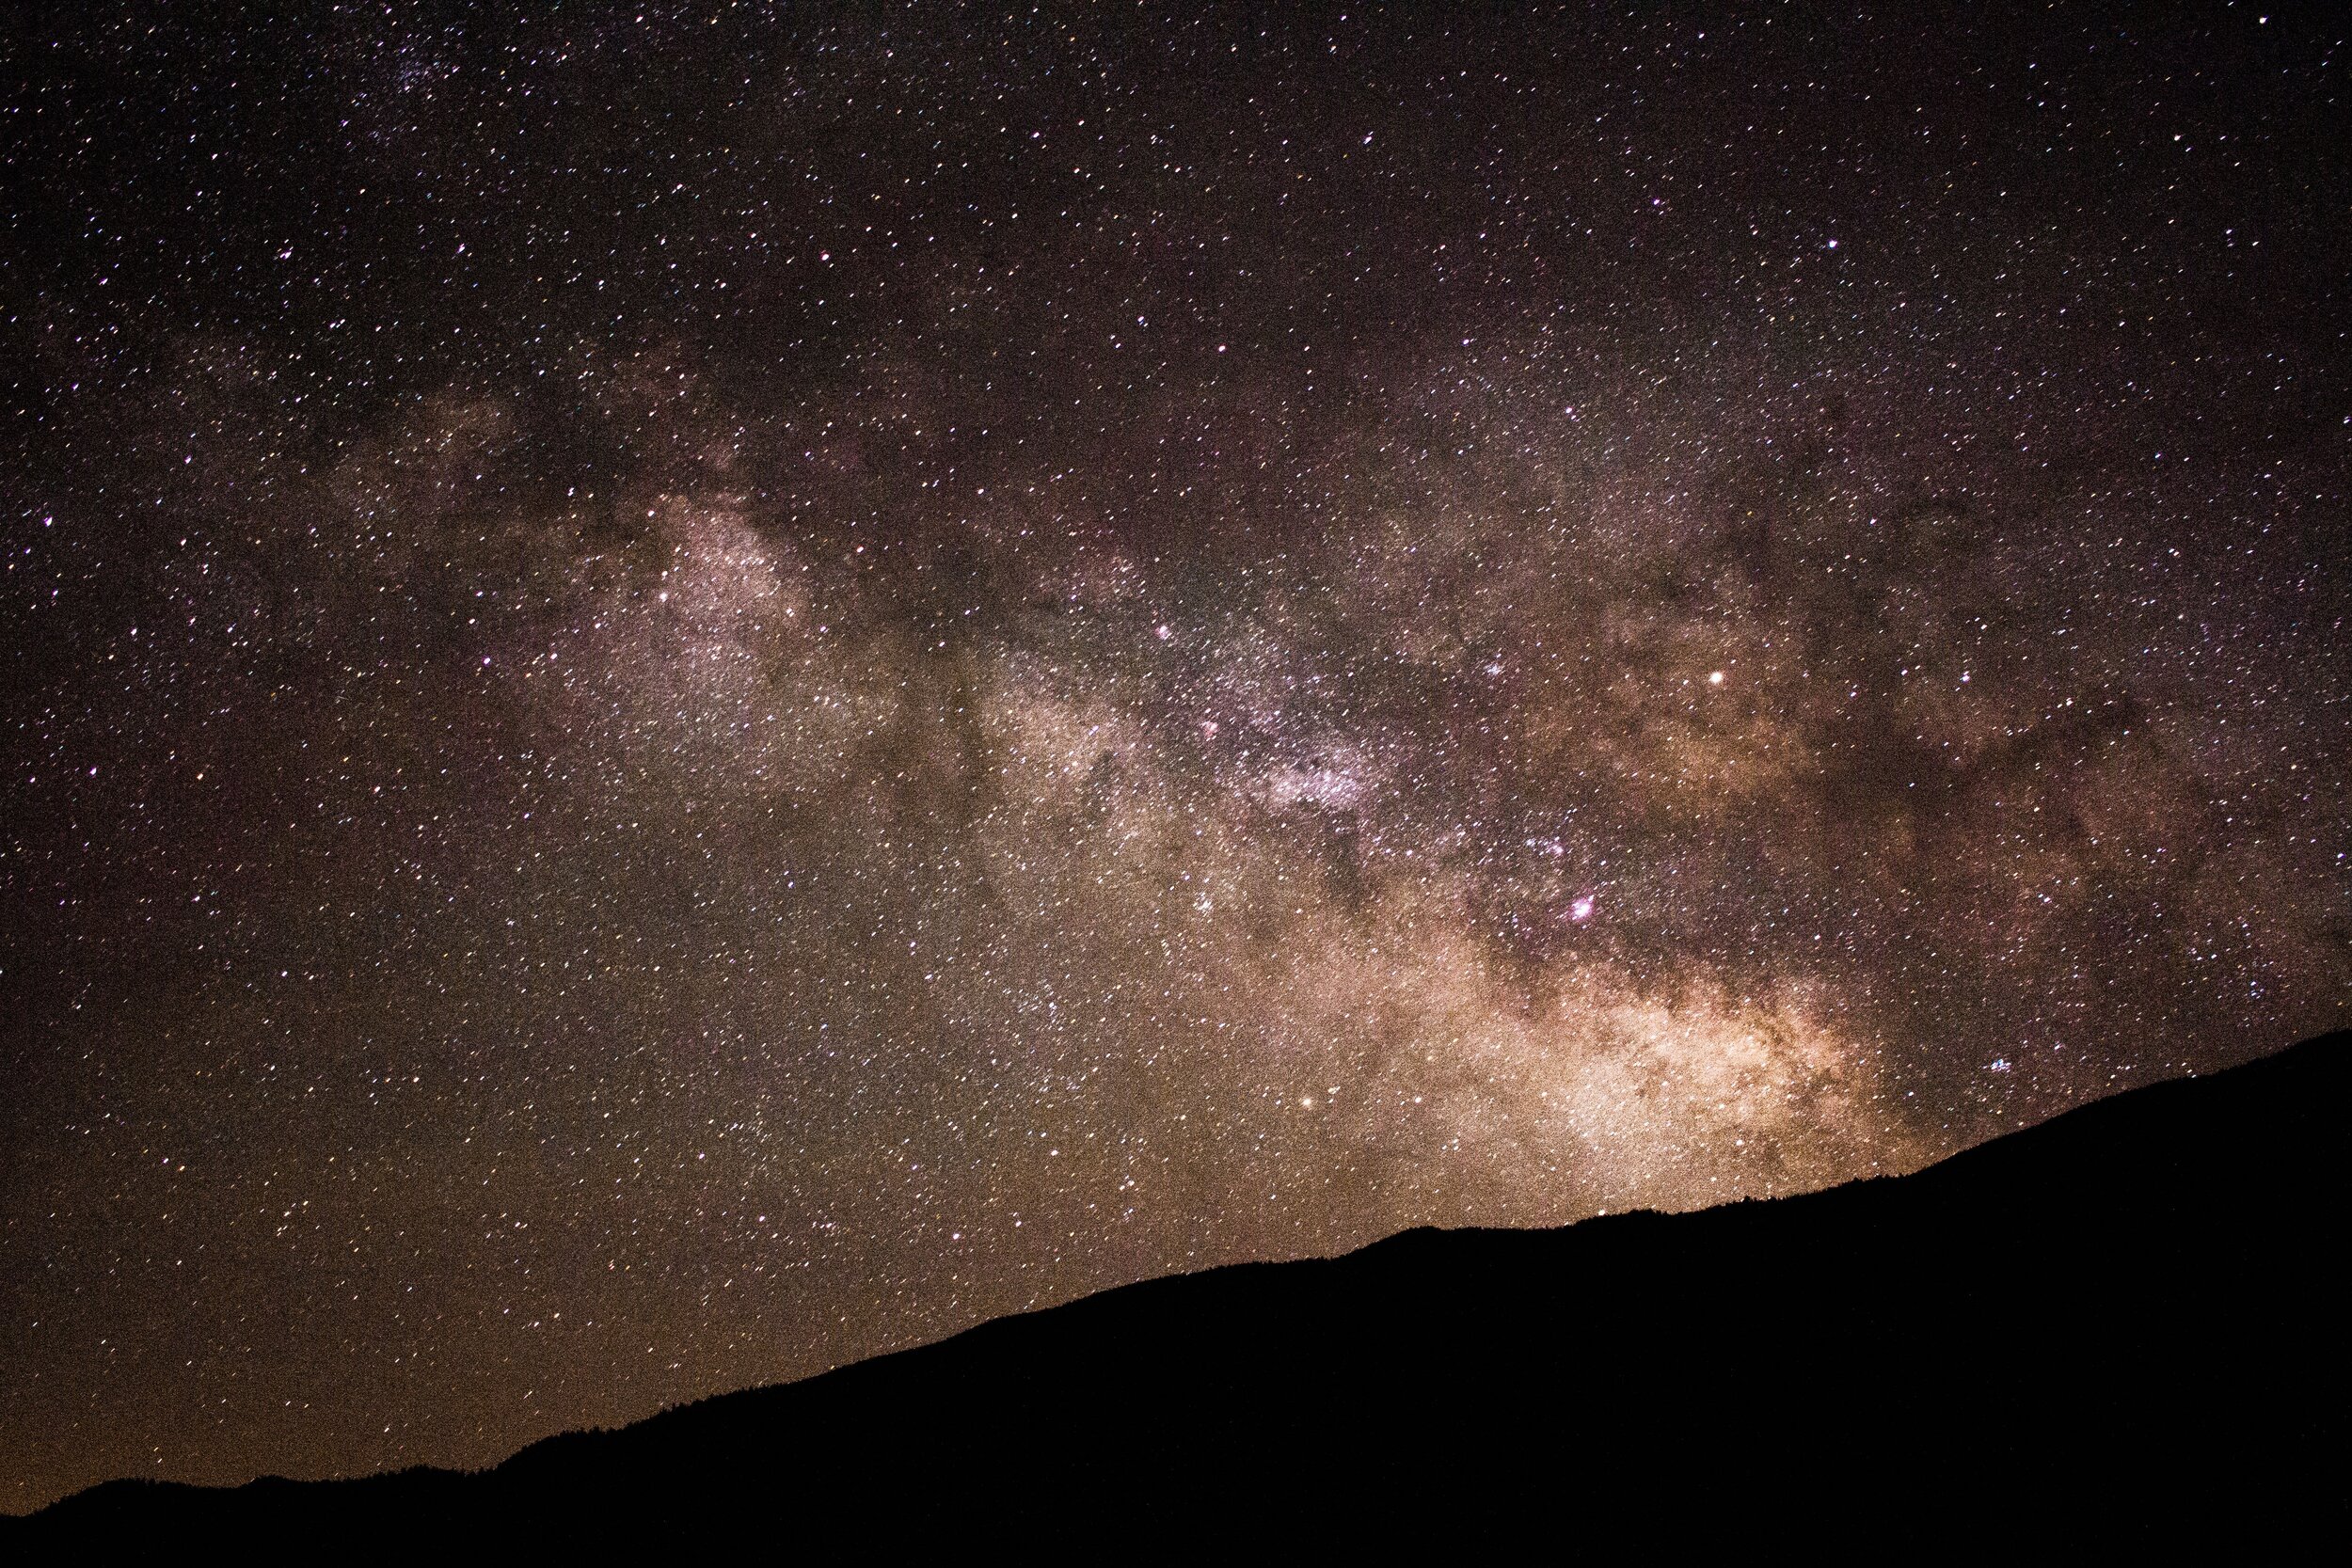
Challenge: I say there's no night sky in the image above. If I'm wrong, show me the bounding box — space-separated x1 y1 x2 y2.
4 2 2347 1510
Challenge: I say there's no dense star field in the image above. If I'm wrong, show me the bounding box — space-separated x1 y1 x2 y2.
3 2 2346 1510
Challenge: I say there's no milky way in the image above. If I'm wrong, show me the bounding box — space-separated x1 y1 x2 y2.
4 4 2346 1508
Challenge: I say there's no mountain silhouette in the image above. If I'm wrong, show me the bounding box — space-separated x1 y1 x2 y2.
10 1032 2344 1551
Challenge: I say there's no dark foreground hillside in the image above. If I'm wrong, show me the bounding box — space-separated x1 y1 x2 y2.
10 1033 2345 1551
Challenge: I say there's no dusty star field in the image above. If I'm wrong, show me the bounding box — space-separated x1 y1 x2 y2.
3 3 2347 1509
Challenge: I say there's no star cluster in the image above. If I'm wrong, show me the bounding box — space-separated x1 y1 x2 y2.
3 2 2346 1509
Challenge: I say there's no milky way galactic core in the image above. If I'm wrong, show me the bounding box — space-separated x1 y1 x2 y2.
3 2 2345 1510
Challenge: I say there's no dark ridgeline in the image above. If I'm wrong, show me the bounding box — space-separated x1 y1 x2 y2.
9 1032 2344 1550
